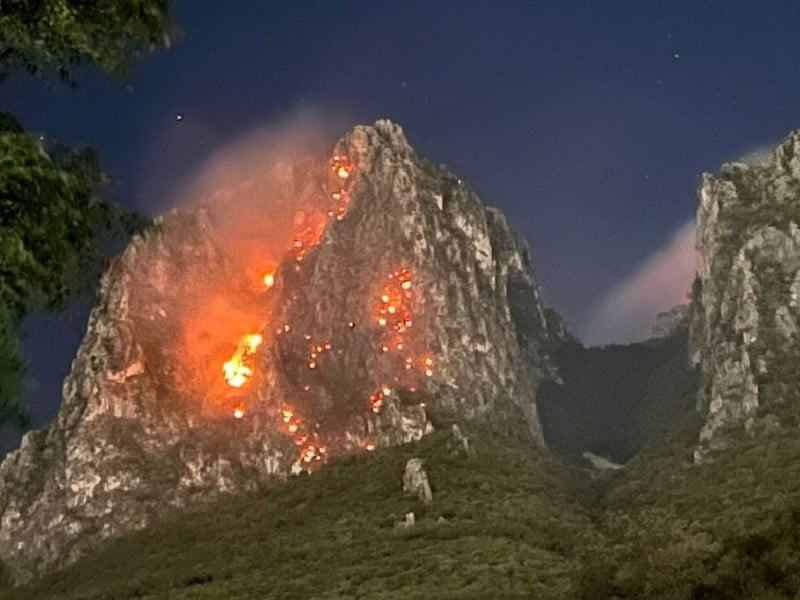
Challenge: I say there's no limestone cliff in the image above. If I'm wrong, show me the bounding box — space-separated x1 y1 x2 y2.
0 120 565 580
690 130 800 463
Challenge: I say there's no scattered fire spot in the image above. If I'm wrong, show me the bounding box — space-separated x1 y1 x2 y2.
365 442 376 452
263 272 275 288
332 154 353 180
365 267 436 420
423 356 435 377
301 444 326 463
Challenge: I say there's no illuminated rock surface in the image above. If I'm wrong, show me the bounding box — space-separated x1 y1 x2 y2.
690 130 800 463
0 120 567 580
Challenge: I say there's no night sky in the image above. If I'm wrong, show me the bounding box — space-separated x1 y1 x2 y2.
3 1 800 453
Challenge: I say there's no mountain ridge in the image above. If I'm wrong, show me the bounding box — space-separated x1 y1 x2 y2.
0 120 569 581
3 123 800 598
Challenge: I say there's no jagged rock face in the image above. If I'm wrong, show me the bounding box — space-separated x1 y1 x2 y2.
690 130 800 463
0 120 563 580
263 123 563 443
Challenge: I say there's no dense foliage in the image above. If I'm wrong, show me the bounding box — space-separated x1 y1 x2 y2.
0 0 174 84
0 114 148 424
538 329 697 462
3 331 800 598
0 0 174 426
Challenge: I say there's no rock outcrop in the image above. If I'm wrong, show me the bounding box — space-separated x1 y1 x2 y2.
651 304 689 339
0 120 565 580
402 458 433 503
690 130 800 463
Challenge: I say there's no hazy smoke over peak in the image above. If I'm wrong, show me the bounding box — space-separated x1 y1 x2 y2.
137 105 352 215
583 221 696 346
174 109 346 206
736 141 777 167
134 109 355 413
160 108 354 286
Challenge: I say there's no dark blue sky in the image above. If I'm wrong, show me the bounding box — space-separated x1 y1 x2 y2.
3 1 800 452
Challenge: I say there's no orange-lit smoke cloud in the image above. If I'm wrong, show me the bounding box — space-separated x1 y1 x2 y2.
583 221 696 346
146 110 350 414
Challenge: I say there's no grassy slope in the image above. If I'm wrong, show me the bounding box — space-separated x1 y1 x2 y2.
5 426 592 600
574 429 800 600
8 331 800 599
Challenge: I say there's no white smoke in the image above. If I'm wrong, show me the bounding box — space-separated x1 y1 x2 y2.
583 220 696 346
737 143 775 167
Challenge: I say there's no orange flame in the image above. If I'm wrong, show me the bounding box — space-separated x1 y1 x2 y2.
222 333 263 388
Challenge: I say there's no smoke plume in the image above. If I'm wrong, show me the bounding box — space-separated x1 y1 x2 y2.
583 220 696 346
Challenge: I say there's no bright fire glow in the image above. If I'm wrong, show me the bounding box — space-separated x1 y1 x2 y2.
263 272 275 288
222 333 264 388
332 155 353 180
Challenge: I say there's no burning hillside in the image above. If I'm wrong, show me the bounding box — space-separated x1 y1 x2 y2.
0 120 569 581
146 146 439 468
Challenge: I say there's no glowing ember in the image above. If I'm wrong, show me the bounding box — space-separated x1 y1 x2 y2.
364 266 438 419
332 155 353 180
423 356 435 377
263 272 275 288
301 444 325 463
365 442 376 452
369 391 384 413
233 408 244 419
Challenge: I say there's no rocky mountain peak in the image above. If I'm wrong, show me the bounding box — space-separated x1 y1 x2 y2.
0 120 565 580
690 129 800 463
